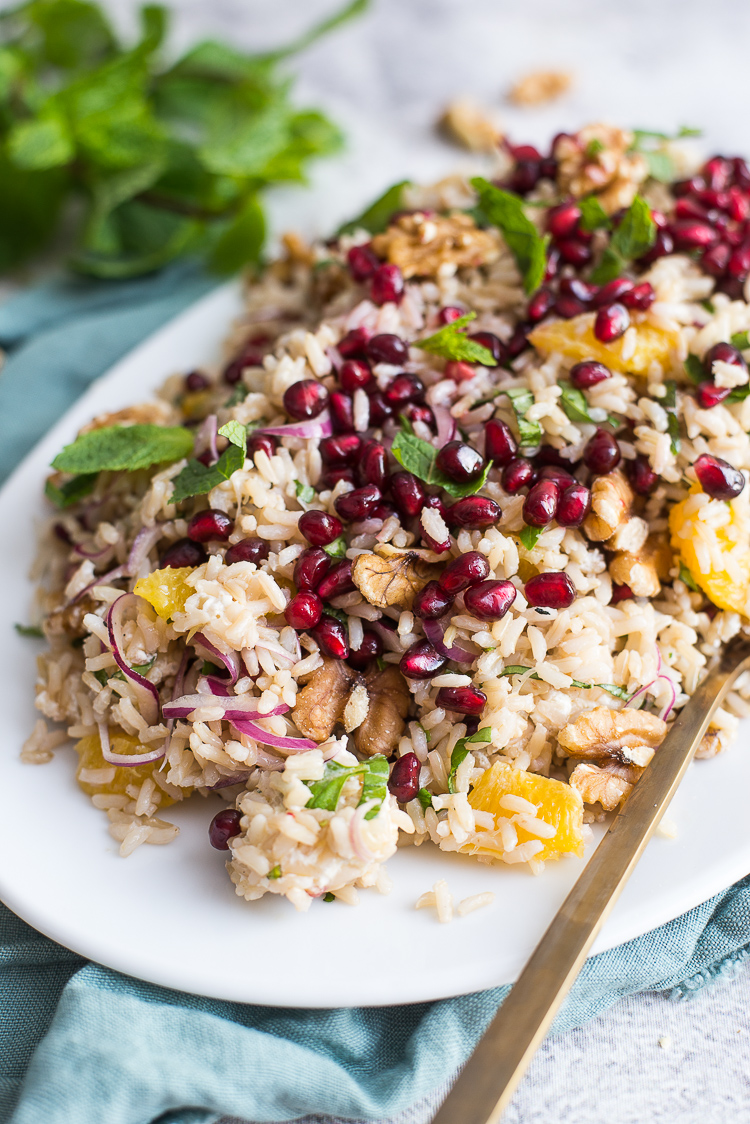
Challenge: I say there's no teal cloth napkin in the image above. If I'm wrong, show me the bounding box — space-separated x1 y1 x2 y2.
1 268 750 1124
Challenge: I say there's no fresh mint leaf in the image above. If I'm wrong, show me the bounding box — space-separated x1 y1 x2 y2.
323 891 335 901
447 727 491 794
14 623 43 638
337 179 411 236
391 430 491 498
295 481 315 504
8 114 75 170
209 194 265 274
398 412 415 435
415 312 497 367
559 381 596 424
417 788 433 810
500 665 539 678
518 525 542 550
701 299 715 315
171 441 244 503
52 425 194 475
306 755 388 817
684 354 704 384
268 864 282 880
360 755 389 819
504 387 542 447
44 472 98 508
224 385 248 408
663 381 681 454
731 331 750 351
217 420 247 450
598 683 630 700
323 535 347 559
578 196 611 232
471 177 549 294
663 380 677 410
586 138 605 158
590 195 655 283
727 384 750 403
679 562 700 592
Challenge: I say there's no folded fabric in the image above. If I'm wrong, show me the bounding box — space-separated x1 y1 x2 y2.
1 270 749 1124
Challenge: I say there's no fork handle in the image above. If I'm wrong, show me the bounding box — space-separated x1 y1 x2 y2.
431 653 744 1124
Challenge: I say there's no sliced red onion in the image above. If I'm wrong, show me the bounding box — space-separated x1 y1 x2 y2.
98 721 165 768
107 594 161 726
195 413 219 464
422 617 476 665
200 676 231 696
73 542 114 562
254 748 287 771
369 619 404 654
70 564 128 605
349 804 378 861
260 412 333 439
209 772 252 789
192 632 241 685
255 638 298 667
230 716 317 752
657 675 677 721
127 525 163 576
433 405 457 446
162 692 288 720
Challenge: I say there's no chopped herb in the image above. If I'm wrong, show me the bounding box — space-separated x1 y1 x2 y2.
500 665 540 679
684 354 705 384
415 311 497 367
269 865 282 880
597 683 631 700
52 425 194 476
417 722 431 742
93 669 109 687
337 179 412 236
417 788 433 810
201 660 222 676
727 384 750 403
559 380 597 424
471 177 549 294
94 656 155 687
504 387 542 447
323 891 335 901
586 138 605 158
224 385 248 408
295 481 316 504
376 655 386 672
359 755 389 819
590 195 656 284
171 440 245 504
14 623 43 638
323 606 348 625
44 472 98 509
218 420 248 449
323 534 347 559
578 196 611 232
679 562 700 592
662 382 681 454
701 299 716 315
448 726 492 794
306 755 389 819
398 412 415 435
391 430 492 498
731 331 750 351
630 128 701 183
518 524 542 551
662 381 677 409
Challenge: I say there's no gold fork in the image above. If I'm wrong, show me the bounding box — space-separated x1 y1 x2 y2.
432 636 750 1124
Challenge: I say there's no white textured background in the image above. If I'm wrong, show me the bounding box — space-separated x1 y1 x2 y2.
25 0 750 1118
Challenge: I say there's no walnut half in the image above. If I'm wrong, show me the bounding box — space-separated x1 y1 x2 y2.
354 665 410 758
371 212 500 280
352 550 440 611
583 470 633 542
570 762 633 811
558 705 667 767
291 659 357 742
609 533 672 598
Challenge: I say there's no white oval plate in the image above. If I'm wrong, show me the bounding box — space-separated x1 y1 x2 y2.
1 280 749 1008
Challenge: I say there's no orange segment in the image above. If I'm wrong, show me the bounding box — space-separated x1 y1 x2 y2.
528 313 680 375
669 486 750 615
134 566 195 620
464 761 584 861
75 731 174 803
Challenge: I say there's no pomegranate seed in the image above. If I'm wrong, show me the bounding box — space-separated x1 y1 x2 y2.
370 264 404 305
298 510 343 547
555 295 588 319
701 243 731 278
559 277 599 304
463 579 517 621
424 493 448 518
358 441 388 488
294 548 330 591
547 201 581 240
703 341 747 376
439 551 490 595
525 571 576 608
320 433 361 465
594 303 629 343
312 616 349 659
338 328 371 359
438 306 464 324
447 496 502 529
544 246 561 282
639 228 674 264
509 143 542 161
469 331 507 365
406 404 434 429
509 159 541 195
696 382 732 409
367 333 408 365
185 371 209 392
621 281 655 311
335 484 381 522
399 639 446 680
506 325 529 357
283 379 328 421
523 480 560 526
371 502 397 521
347 244 379 282
225 538 269 565
703 156 733 192
694 453 745 499
347 629 383 670
285 591 323 629
569 360 611 389
435 441 486 483
673 176 705 197
669 220 719 251
412 580 454 620
610 583 633 604
187 509 233 543
734 158 750 189
556 239 592 267
444 360 476 383
388 753 420 803
367 390 393 425
329 391 355 433
339 359 372 393
727 187 749 223
384 372 425 407
209 808 242 850
435 686 487 715
527 288 555 323
674 197 711 222
389 471 426 518
584 429 621 474
718 277 746 300
556 482 591 527
727 245 750 280
485 419 518 466
248 434 277 461
502 456 537 493
626 455 659 495
159 538 207 569
223 359 244 386
316 560 355 600
537 445 572 468
538 465 575 489
320 467 355 490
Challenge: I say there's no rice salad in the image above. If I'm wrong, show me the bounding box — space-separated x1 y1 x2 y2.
26 123 750 911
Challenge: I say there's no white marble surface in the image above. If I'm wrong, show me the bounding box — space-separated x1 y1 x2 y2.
20 0 750 1118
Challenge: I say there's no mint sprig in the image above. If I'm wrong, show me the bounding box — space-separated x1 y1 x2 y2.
590 195 656 284
504 387 542 448
337 179 411 236
52 424 194 475
171 422 248 504
415 312 497 367
306 756 389 820
391 431 491 498
471 177 549 294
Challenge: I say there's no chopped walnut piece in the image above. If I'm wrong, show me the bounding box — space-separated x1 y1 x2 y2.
570 762 633 811
291 658 357 742
695 726 725 759
554 124 649 214
81 400 177 433
609 533 671 598
352 550 441 611
583 470 634 542
354 666 410 758
281 231 315 267
44 594 97 640
371 212 500 279
558 706 667 765
438 99 501 153
508 70 572 107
